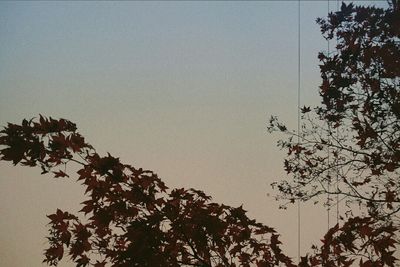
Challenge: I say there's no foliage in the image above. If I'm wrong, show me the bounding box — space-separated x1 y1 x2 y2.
266 1 400 265
300 217 397 267
0 115 296 266
268 1 400 225
0 113 398 266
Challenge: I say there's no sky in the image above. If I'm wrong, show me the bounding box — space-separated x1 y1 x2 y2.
0 1 389 266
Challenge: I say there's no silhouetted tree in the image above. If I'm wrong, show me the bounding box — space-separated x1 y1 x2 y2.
0 116 297 266
269 0 399 235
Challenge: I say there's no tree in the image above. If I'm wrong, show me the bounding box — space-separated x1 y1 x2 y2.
268 0 400 234
0 115 296 267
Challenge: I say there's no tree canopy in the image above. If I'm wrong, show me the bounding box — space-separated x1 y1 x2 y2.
0 115 297 266
269 1 400 224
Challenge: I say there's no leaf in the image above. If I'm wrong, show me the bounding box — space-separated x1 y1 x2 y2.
385 162 397 172
79 200 94 215
301 106 311 113
53 170 69 178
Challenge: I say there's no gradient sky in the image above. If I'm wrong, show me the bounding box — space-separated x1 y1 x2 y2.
0 1 389 266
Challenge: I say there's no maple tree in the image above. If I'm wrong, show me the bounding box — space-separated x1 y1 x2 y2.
268 0 400 254
0 115 297 266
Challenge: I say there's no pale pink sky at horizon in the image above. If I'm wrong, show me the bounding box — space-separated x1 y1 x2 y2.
0 1 390 266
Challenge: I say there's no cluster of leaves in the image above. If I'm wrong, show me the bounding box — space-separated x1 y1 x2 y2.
1 115 296 267
300 217 397 267
268 1 400 225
